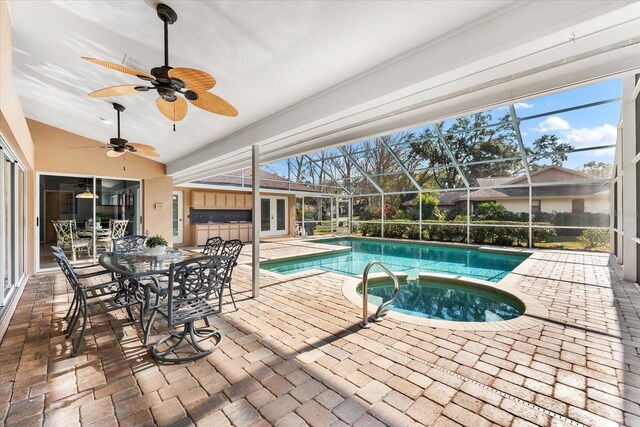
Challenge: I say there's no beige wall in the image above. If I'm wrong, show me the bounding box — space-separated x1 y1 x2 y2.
1 0 35 277
143 177 174 245
30 119 165 179
501 199 530 214
584 196 610 214
500 196 611 214
29 119 174 245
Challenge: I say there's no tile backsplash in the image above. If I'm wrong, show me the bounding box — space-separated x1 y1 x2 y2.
189 209 252 224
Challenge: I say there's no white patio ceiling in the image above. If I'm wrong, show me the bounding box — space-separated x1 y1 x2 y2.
7 1 640 184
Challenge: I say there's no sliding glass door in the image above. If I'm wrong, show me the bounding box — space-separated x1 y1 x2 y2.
0 141 26 309
38 174 141 270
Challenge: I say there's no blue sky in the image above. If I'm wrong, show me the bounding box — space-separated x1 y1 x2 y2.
262 78 621 180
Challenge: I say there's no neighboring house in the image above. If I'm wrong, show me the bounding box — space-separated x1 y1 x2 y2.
436 166 610 214
195 168 319 193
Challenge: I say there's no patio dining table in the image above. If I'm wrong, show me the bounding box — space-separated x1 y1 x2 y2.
98 249 203 309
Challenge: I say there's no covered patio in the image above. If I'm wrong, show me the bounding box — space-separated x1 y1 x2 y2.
2 1 640 426
1 241 637 426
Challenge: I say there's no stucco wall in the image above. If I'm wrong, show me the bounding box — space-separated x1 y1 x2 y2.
501 199 530 214
1 0 35 279
539 198 572 213
29 119 173 245
499 196 610 214
585 196 610 214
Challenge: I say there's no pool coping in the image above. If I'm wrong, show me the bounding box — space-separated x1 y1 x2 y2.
258 245 351 266
341 271 548 331
312 235 535 257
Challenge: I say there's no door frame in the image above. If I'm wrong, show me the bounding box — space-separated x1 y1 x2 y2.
36 172 143 272
172 190 184 244
260 196 288 237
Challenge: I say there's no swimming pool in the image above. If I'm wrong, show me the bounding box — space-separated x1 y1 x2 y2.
360 278 525 321
262 237 528 282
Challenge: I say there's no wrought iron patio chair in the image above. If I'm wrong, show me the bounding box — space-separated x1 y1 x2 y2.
113 235 147 254
203 236 224 255
52 246 113 325
219 239 244 310
143 255 233 363
52 219 92 261
53 251 144 356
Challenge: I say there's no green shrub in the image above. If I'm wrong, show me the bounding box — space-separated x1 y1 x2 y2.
419 194 441 220
577 229 609 250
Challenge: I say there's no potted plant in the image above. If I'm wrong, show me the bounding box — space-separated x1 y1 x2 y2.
146 234 168 256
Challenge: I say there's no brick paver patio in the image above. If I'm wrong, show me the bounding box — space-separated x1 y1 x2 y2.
1 240 639 426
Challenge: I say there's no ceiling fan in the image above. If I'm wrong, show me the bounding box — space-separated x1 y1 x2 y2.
76 103 159 158
82 3 238 127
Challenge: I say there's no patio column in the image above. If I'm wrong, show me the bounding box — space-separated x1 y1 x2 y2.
252 144 260 298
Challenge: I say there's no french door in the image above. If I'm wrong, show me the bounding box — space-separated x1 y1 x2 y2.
260 196 288 236
172 191 183 244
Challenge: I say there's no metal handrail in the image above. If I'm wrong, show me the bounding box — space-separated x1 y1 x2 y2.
361 261 400 328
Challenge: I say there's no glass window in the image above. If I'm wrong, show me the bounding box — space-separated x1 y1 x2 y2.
39 175 141 269
531 200 541 214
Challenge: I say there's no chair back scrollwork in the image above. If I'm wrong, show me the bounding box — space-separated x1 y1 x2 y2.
203 236 223 256
113 235 147 254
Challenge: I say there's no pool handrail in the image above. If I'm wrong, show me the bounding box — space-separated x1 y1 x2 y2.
361 261 399 328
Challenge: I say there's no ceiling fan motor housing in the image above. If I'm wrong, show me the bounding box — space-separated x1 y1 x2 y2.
110 137 128 147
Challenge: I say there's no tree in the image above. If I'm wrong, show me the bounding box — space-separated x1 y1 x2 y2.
407 112 576 188
408 113 521 189
579 161 613 178
526 135 573 171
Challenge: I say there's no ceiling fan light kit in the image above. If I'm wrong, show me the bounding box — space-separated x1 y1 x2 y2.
82 2 238 135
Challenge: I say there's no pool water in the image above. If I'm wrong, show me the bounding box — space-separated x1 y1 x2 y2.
262 237 528 282
361 278 524 321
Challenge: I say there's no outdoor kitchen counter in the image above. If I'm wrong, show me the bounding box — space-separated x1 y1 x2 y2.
191 223 253 246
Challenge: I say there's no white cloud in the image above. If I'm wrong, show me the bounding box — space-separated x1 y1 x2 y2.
564 123 616 148
536 116 571 132
514 102 534 109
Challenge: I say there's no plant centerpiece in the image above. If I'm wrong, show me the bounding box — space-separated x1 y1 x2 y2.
146 234 168 256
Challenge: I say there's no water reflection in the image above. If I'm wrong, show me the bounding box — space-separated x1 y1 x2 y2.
360 279 524 322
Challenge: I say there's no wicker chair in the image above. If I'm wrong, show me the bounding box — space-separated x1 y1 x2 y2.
52 219 91 261
110 219 129 239
219 239 244 310
143 255 233 363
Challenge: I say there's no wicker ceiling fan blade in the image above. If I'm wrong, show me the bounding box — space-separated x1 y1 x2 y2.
128 142 159 157
70 146 108 149
134 151 160 158
156 97 188 122
81 57 154 80
89 85 143 98
168 68 216 91
189 91 238 117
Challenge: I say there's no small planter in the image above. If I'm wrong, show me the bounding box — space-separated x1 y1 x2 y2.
146 245 166 256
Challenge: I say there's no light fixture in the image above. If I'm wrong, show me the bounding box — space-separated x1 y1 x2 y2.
99 117 111 124
76 187 97 199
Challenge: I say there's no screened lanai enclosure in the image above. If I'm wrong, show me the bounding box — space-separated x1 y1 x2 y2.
201 80 619 252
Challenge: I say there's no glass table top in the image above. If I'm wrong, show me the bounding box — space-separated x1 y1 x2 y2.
99 249 204 276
